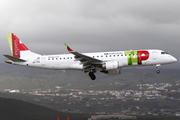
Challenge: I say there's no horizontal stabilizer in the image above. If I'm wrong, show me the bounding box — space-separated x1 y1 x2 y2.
3 55 26 62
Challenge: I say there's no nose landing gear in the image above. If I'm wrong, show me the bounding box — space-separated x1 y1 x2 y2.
156 64 161 74
89 72 96 80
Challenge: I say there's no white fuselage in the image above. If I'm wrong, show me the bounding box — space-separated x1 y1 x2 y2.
11 49 177 71
5 33 177 80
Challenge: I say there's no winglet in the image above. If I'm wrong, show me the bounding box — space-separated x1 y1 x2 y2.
64 43 73 52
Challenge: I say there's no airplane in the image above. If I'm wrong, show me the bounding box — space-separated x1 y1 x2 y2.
4 33 177 80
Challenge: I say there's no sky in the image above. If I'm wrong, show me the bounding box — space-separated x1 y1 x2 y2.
0 0 179 68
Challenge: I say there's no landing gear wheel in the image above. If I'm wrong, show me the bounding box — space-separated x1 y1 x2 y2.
156 64 161 74
91 75 96 80
156 70 160 74
89 72 96 80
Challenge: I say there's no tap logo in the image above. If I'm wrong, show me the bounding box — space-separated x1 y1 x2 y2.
13 39 19 56
125 50 149 65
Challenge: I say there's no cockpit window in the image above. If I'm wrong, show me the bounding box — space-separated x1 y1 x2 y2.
161 52 169 54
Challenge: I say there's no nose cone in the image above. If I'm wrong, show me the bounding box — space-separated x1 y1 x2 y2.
173 57 177 62
171 56 177 63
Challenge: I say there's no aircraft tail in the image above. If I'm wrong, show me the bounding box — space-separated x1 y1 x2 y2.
6 33 41 61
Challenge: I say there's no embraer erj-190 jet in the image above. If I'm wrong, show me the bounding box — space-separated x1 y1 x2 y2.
4 33 177 80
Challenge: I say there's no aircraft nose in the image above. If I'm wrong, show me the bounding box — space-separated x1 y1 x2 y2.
173 57 177 62
170 56 177 62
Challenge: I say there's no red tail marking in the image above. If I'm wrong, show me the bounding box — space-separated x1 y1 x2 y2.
12 33 29 58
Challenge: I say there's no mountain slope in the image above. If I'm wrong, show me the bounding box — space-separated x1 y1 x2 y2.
0 97 89 120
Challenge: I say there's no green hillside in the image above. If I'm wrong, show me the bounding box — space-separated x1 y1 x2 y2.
0 97 89 120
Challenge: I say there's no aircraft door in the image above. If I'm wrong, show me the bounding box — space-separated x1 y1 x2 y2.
41 57 46 66
152 51 157 60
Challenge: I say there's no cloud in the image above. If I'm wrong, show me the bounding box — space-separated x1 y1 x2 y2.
0 0 179 68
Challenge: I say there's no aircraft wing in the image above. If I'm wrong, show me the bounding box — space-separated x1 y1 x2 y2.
64 44 103 69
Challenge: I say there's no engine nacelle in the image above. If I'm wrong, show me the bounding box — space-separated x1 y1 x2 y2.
101 69 121 75
102 61 119 70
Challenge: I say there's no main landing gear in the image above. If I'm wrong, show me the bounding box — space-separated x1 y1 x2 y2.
89 72 96 80
156 64 161 74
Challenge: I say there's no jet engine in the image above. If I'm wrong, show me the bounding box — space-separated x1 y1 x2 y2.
102 61 119 70
100 69 121 75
